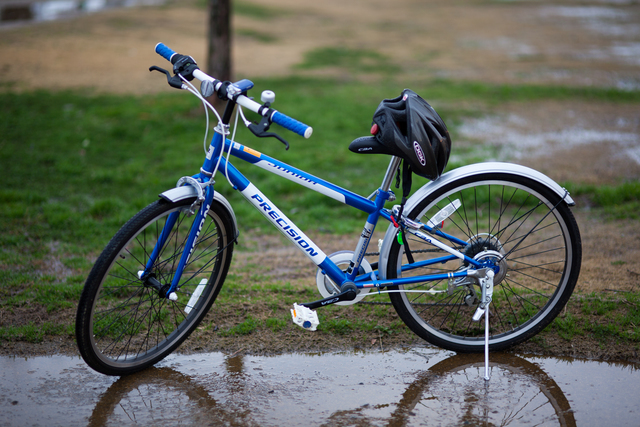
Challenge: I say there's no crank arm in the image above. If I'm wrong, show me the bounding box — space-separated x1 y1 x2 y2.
301 287 357 310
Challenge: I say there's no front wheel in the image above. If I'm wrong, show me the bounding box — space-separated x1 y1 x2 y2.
76 197 235 375
386 173 581 352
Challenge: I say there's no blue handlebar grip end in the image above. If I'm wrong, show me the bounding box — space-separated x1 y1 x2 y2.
272 111 313 139
155 43 176 62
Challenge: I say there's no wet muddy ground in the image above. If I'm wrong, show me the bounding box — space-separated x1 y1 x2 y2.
1 348 639 426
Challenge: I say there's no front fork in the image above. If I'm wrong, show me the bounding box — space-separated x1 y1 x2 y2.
139 181 214 299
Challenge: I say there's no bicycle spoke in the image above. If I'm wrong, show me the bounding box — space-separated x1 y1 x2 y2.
387 176 579 351
77 198 235 374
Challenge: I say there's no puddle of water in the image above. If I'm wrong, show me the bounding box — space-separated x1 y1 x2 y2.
460 36 538 59
0 0 164 26
457 114 640 165
539 5 640 64
1 348 639 426
541 6 629 20
575 43 640 67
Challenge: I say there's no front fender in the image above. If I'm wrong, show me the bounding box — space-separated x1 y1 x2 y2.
378 162 574 279
159 186 239 239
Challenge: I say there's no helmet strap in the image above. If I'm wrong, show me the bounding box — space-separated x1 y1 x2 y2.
394 160 415 264
401 160 413 200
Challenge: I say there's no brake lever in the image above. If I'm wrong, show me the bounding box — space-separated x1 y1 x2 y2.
149 66 183 89
248 115 290 150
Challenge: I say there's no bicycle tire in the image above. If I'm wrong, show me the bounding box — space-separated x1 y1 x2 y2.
76 197 235 375
386 173 581 352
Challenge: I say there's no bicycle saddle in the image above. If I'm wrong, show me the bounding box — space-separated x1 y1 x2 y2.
348 136 395 155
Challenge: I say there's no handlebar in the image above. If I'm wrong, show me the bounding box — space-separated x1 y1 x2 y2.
155 42 177 63
154 43 313 139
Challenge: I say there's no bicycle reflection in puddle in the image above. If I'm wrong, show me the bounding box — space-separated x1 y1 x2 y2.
325 353 576 426
3 348 638 426
85 351 580 426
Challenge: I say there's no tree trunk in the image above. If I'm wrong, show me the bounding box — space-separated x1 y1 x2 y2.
207 0 232 83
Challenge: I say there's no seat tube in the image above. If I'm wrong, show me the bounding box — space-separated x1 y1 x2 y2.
347 208 382 281
346 161 397 281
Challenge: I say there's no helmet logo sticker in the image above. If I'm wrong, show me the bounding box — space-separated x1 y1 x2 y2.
413 141 426 166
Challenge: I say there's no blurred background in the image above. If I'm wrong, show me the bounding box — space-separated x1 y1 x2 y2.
2 0 639 183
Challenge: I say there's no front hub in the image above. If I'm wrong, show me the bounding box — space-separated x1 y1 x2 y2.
142 274 171 298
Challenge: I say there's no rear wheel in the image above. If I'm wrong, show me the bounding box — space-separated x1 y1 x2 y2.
76 198 235 375
386 174 581 352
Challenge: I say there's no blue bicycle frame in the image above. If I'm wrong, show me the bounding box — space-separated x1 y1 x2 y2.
147 126 481 295
147 124 484 299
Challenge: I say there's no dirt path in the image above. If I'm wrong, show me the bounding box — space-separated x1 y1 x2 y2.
2 0 640 92
1 0 638 359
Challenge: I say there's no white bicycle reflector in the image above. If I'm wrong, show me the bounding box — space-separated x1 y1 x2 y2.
185 279 207 314
426 199 461 228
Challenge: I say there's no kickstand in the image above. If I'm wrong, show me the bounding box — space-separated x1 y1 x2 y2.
472 269 495 382
484 303 490 381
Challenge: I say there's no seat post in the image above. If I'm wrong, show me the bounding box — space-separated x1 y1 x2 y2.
380 156 402 193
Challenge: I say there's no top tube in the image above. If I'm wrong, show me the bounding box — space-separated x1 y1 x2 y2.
218 137 380 215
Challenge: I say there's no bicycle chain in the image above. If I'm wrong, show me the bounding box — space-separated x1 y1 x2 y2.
361 246 464 306
364 247 461 257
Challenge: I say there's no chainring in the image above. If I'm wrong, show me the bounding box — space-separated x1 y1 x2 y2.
315 251 372 306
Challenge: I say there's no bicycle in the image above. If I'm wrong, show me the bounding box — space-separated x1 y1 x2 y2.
75 43 582 376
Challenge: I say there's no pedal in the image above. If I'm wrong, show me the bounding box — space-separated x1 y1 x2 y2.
291 303 320 331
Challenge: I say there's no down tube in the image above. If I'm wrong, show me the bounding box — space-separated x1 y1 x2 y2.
220 159 346 282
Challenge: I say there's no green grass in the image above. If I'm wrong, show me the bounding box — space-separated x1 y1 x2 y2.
418 79 640 104
552 292 640 344
234 0 283 19
193 0 284 18
568 181 640 220
553 311 582 341
0 322 71 343
1 77 639 346
265 317 288 332
219 316 259 336
296 46 400 75
236 28 277 43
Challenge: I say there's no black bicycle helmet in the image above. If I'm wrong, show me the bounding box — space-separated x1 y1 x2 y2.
370 89 451 180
